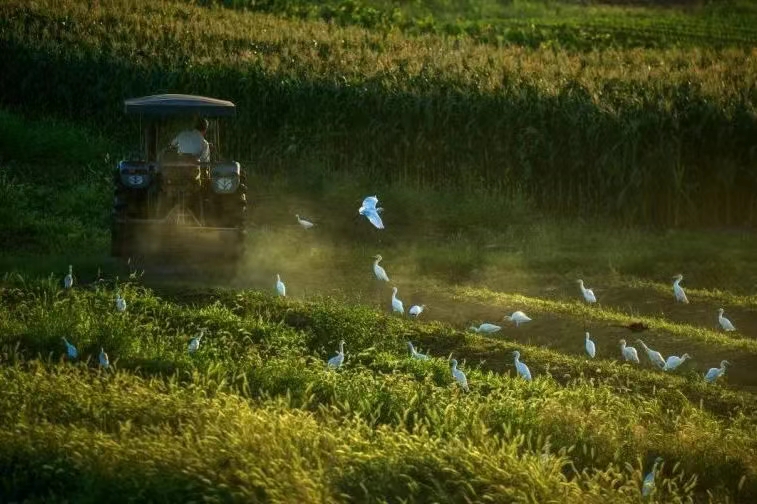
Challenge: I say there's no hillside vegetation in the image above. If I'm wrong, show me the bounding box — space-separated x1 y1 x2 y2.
1 0 756 226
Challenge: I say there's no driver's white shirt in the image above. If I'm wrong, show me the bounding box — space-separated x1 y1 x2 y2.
171 129 210 162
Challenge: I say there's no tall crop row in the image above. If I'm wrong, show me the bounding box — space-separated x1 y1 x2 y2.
1 0 756 226
191 0 757 51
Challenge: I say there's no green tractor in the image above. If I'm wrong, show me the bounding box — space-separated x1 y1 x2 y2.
111 94 247 265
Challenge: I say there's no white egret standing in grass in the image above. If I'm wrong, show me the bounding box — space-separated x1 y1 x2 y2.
705 360 730 383
577 279 597 304
188 330 204 354
372 254 390 282
672 274 689 304
619 339 640 364
408 304 425 318
407 341 429 360
391 287 404 314
99 347 109 369
328 340 345 369
358 195 384 229
450 359 469 392
115 292 126 312
276 274 286 297
717 308 735 331
663 353 691 371
642 457 663 497
504 311 531 327
636 339 665 369
585 332 596 358
468 323 501 334
63 265 73 289
513 350 532 381
62 337 77 360
295 214 314 229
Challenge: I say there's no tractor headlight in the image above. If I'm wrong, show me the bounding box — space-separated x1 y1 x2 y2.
127 174 145 186
118 161 150 188
214 177 235 192
211 161 241 194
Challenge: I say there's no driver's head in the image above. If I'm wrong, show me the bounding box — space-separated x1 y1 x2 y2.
195 117 209 135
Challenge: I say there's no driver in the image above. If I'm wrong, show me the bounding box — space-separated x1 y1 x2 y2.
170 117 210 162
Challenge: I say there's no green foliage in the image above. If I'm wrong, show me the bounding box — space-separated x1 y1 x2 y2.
0 109 110 166
191 0 757 51
1 278 757 501
0 110 113 255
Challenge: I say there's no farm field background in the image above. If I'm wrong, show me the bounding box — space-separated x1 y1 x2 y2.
1 0 757 502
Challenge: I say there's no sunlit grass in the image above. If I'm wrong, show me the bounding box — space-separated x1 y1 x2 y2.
1 279 756 501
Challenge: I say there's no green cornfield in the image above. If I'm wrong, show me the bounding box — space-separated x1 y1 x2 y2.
1 0 756 226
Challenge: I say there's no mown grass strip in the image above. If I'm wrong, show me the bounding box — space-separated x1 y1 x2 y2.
449 286 757 354
624 278 757 310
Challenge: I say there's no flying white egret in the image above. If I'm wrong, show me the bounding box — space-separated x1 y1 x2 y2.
408 304 426 318
513 350 532 381
188 330 204 354
407 341 430 360
295 214 314 229
62 337 78 360
704 360 730 383
391 287 404 314
504 311 531 327
468 323 501 334
663 353 691 371
642 457 663 497
450 359 469 392
63 265 73 289
717 308 735 331
327 340 345 369
358 195 384 229
577 279 597 304
619 339 640 364
672 274 689 304
636 339 665 369
99 347 109 368
276 274 286 297
585 332 596 358
372 254 390 282
115 292 126 312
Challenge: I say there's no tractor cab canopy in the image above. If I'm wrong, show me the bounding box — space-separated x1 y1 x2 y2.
124 94 236 117
124 94 236 162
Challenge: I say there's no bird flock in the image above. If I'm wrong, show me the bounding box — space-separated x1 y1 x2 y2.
59 200 739 391
55 200 744 496
287 207 739 392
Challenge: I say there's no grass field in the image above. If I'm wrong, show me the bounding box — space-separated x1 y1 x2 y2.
1 0 757 501
2 107 757 502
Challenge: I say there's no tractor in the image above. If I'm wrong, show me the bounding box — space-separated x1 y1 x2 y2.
111 94 247 266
